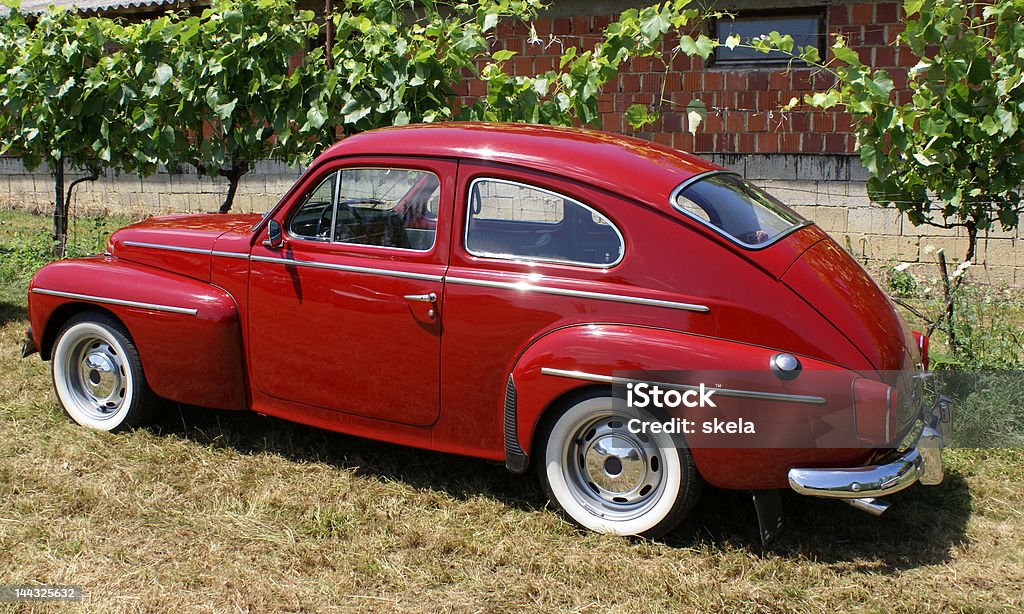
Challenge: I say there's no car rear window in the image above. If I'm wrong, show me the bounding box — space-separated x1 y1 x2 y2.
672 173 807 247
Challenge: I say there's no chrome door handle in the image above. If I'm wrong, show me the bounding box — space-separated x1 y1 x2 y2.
403 292 437 303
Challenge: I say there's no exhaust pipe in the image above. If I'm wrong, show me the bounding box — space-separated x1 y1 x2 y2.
845 497 890 516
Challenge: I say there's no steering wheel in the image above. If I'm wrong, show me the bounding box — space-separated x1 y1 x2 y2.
315 198 384 242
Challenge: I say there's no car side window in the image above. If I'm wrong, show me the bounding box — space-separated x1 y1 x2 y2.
288 168 440 250
289 172 339 240
465 178 623 267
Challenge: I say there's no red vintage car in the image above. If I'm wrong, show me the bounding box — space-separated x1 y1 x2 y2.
22 123 948 541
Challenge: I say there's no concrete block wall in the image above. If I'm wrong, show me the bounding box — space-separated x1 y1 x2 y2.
710 154 1024 287
0 157 303 217
1 153 1021 286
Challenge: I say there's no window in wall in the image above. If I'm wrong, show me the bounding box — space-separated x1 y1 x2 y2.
465 178 624 267
712 10 825 67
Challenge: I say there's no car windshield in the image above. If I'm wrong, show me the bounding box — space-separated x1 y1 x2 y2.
673 173 806 247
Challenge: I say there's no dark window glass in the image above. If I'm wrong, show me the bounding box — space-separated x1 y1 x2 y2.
465 179 624 267
674 173 806 247
714 13 822 65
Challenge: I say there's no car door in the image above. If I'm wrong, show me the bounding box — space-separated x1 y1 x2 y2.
248 157 456 427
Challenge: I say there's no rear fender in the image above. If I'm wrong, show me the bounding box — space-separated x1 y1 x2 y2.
508 324 866 489
29 256 247 410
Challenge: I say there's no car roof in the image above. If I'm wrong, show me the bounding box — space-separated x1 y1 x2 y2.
321 122 723 211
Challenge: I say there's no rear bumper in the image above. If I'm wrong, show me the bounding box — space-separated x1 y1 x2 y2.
788 398 948 499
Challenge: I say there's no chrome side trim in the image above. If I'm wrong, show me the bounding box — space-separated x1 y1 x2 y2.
122 240 211 255
445 276 710 313
123 241 250 260
31 288 199 316
212 250 250 260
540 367 827 405
250 254 443 282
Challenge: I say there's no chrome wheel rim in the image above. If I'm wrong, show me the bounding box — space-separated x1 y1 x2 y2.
562 413 666 521
60 332 128 421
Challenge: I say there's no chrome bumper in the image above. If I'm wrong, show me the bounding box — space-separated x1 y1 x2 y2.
788 402 948 500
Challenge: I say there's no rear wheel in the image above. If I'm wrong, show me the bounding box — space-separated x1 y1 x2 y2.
51 312 158 432
537 393 702 537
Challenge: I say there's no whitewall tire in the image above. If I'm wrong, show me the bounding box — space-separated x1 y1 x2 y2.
51 312 157 432
537 393 702 537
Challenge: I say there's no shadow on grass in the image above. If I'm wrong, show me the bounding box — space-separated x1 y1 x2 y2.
0 299 29 328
153 404 971 570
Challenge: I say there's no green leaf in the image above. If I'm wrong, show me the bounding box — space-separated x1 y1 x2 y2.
831 45 860 66
482 12 498 32
686 99 706 135
154 63 173 86
492 49 516 62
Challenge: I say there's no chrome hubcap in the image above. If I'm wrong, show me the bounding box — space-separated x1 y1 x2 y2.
65 336 127 419
565 415 665 519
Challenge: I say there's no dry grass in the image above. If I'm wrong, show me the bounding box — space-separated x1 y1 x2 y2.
1 211 1023 612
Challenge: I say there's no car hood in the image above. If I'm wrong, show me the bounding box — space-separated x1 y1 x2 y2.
108 214 261 282
782 237 919 375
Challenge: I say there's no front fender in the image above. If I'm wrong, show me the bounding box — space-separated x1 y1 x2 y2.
29 256 247 410
508 324 872 489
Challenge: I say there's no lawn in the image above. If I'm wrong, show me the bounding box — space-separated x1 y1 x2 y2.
1 210 1022 611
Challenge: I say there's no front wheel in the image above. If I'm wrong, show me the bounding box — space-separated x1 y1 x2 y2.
51 312 158 432
537 393 702 537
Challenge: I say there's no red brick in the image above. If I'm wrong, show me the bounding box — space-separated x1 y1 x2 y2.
803 132 823 152
533 17 553 36
828 4 849 25
726 71 747 91
790 112 810 132
593 15 611 31
717 133 737 151
683 72 701 92
747 72 769 91
897 46 918 67
673 132 694 151
653 132 672 147
779 132 802 153
835 112 854 132
748 112 768 132
641 75 660 93
863 26 885 45
791 71 813 90
887 24 906 41
812 72 836 89
694 133 715 152
850 3 875 24
737 132 757 152
812 113 833 132
769 71 789 90
535 56 556 73
553 17 571 35
824 133 847 153
621 74 641 93
703 112 724 133
736 91 757 110
664 72 683 93
725 112 745 133
890 69 908 90
513 56 532 75
673 55 695 71
703 72 724 90
757 133 779 154
468 80 486 97
875 2 899 23
873 46 896 67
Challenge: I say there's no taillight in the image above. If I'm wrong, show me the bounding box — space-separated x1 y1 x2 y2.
852 378 896 445
912 331 929 370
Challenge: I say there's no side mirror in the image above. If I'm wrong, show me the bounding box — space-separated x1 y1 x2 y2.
264 219 284 249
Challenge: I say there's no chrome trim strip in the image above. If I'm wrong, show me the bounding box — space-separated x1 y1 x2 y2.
31 288 199 316
122 240 211 255
211 250 250 260
445 276 710 313
668 171 815 251
540 367 827 405
250 254 443 282
464 177 626 269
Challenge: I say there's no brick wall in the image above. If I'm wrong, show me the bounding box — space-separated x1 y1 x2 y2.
480 1 909 155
